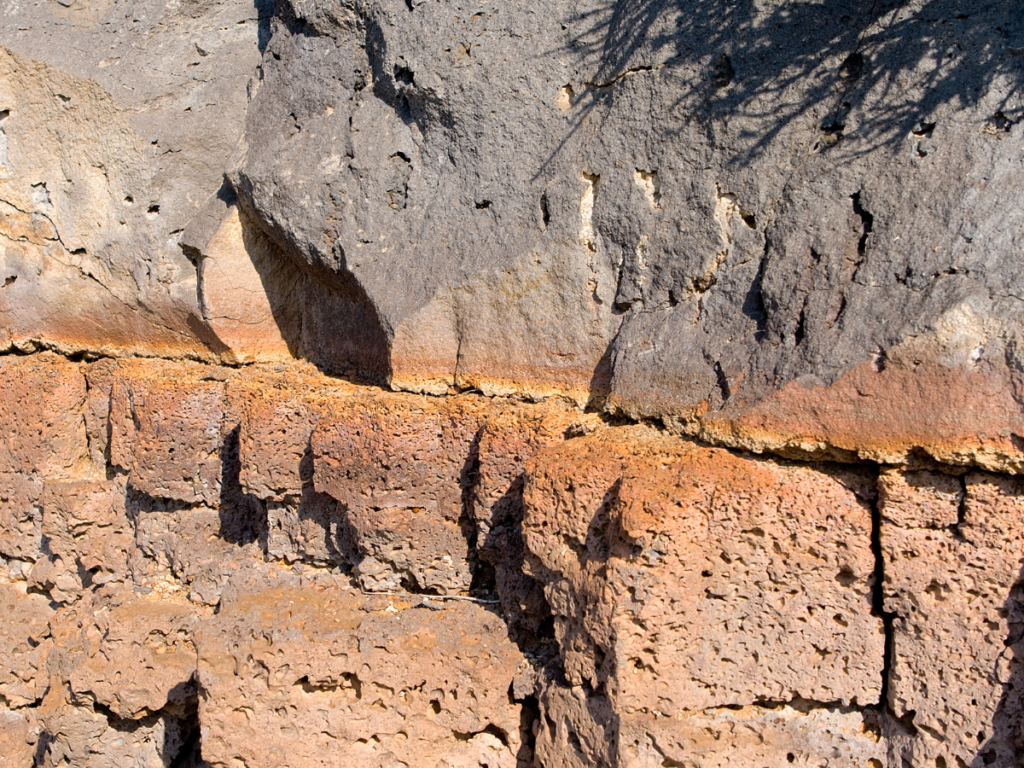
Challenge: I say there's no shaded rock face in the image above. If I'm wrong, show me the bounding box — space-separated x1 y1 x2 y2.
1 1 1023 767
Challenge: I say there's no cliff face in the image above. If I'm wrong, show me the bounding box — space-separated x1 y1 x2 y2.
1 1 1023 767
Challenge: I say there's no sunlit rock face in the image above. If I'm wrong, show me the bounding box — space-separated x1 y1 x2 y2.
1 1 1023 767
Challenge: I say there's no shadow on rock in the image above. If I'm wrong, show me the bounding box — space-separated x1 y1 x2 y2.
558 0 1023 166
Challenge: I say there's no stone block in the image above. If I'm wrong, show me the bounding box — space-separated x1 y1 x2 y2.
195 585 527 768
523 428 884 712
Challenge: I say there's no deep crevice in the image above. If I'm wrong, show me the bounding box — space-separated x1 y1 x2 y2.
851 191 874 260
869 471 896 713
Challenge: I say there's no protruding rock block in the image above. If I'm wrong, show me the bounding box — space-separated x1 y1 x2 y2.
67 598 200 720
234 367 357 500
882 470 1024 767
188 202 304 365
312 393 492 593
0 353 88 476
110 361 231 504
0 472 44 562
34 684 197 768
0 707 38 767
473 404 601 634
0 583 53 709
195 585 527 768
40 479 132 589
524 428 883 710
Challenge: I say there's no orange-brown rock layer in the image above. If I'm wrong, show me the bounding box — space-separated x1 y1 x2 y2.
0 353 1022 767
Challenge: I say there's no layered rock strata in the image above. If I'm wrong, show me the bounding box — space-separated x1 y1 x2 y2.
1 0 1022 766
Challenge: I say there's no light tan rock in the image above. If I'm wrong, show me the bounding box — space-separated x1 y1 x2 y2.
67 599 200 720
0 583 54 709
195 585 527 768
536 675 887 768
881 470 1024 767
0 472 44 562
0 706 38 768
192 204 303 365
131 503 272 608
266 487 353 567
34 685 197 768
40 478 132 589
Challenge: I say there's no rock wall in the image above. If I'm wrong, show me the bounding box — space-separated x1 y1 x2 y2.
2 353 1023 767
1 1 1023 766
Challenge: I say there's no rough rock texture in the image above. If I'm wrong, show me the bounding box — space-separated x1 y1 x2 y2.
521 427 887 764
311 393 491 593
2 1 1023 766
0 0 269 359
524 428 884 709
881 469 1024 768
195 585 527 768
535 676 887 768
0 584 53 710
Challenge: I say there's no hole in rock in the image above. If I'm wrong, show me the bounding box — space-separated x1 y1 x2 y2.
840 52 864 79
712 54 734 87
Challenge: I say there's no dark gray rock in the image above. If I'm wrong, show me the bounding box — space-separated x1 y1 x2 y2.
231 0 1024 466
3 0 1023 466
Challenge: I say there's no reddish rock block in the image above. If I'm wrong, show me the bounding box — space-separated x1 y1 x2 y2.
0 353 88 476
473 404 600 634
109 361 230 504
312 393 492 593
882 470 1024 768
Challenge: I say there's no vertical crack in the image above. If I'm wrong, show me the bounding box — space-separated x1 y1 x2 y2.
947 476 969 544
869 470 896 712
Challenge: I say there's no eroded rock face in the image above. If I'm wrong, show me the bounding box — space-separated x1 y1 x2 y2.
520 427 887 763
1 1 1023 766
195 585 527 768
0 349 1021 765
881 470 1024 768
0 0 268 359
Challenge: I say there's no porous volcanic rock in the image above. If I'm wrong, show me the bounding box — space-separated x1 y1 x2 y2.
0 2 1022 766
881 469 1024 768
195 584 528 768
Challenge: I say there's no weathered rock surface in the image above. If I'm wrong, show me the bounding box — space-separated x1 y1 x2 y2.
311 393 491 593
520 426 892 765
1 1 1023 765
0 0 269 359
0 584 53 710
195 585 527 768
881 469 1024 768
535 675 887 768
524 427 884 711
